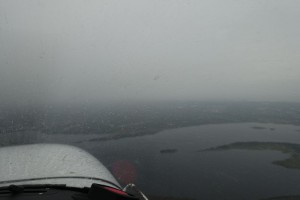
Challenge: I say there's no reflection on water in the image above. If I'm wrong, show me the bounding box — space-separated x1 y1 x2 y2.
204 142 300 170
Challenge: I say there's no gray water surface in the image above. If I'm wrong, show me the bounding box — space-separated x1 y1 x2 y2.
79 123 300 200
2 123 300 200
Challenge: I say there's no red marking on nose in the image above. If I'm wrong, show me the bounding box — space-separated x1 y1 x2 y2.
103 186 129 196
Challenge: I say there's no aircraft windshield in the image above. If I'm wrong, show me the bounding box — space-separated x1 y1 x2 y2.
1 1 300 200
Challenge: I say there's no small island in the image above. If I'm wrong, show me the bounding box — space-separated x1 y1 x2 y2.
160 149 178 154
252 126 267 130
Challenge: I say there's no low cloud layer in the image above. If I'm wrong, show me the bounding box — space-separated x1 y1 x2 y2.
1 0 300 106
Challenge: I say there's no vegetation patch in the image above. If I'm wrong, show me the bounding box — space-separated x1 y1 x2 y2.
204 142 300 170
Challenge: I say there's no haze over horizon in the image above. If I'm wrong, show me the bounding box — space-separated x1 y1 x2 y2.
1 0 300 106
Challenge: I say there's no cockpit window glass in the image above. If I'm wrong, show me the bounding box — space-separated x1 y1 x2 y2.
1 1 300 200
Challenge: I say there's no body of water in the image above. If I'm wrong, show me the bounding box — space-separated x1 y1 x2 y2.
2 122 300 200
78 123 300 200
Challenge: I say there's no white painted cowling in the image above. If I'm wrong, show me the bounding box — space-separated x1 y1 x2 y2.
0 144 120 188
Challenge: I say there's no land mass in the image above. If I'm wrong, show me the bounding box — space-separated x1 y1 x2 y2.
160 149 178 154
203 141 300 170
1 101 300 144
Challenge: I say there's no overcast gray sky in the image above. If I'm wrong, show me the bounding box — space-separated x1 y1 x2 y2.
1 0 300 105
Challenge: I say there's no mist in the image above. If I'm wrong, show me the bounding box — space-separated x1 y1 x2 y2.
1 0 300 107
